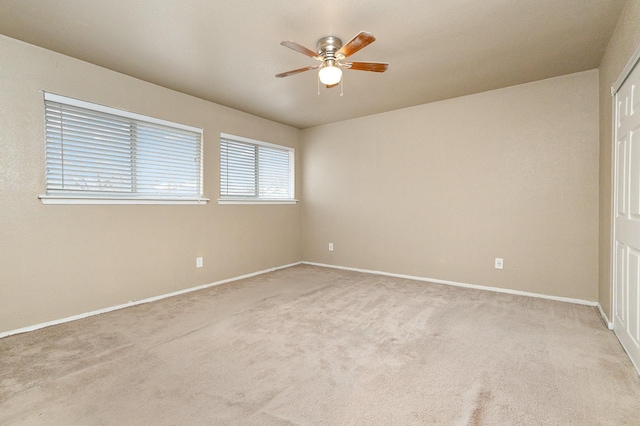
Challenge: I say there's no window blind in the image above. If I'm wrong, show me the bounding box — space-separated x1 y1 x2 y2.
44 93 203 200
220 135 294 201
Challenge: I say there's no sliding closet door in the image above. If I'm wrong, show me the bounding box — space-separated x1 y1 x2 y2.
613 60 640 374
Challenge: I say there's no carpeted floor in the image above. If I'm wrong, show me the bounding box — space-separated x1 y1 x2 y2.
1 264 640 425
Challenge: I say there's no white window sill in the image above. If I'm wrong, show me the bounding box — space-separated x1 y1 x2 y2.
39 195 210 205
217 198 298 205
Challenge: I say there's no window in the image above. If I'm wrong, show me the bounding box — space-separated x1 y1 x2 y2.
40 92 206 204
219 133 295 204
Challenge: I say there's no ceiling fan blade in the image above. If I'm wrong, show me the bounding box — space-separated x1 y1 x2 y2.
275 65 319 78
325 83 339 89
337 31 376 58
345 62 389 72
280 41 320 59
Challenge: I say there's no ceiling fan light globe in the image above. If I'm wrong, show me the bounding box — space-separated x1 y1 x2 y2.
318 65 342 85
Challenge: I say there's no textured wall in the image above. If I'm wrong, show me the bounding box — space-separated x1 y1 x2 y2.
302 70 599 301
598 0 640 320
0 36 302 333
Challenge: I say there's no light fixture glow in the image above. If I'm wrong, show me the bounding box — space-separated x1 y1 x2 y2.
318 62 342 85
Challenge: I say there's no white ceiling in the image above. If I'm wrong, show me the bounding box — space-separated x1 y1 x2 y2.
0 0 628 129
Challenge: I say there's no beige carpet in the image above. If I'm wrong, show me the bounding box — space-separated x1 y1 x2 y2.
1 264 640 425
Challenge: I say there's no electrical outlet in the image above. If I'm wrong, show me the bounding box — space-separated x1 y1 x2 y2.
328 243 334 251
196 257 203 268
495 258 503 270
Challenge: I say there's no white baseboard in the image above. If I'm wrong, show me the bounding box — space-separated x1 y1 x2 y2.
596 302 614 329
0 261 303 339
1 260 606 339
303 261 598 307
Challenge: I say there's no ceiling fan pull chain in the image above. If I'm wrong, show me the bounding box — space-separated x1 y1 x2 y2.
317 73 320 95
340 77 344 97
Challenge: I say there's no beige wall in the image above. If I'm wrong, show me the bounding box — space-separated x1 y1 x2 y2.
598 0 640 320
302 70 599 301
0 35 302 333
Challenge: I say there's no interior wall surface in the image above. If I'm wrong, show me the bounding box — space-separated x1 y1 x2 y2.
302 70 599 301
0 35 302 333
598 0 640 321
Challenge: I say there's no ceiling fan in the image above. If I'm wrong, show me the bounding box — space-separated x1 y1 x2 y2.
275 31 389 89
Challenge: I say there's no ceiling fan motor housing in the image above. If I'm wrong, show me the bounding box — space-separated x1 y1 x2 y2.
316 36 343 59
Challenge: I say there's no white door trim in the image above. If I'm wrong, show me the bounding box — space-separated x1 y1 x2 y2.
612 43 640 96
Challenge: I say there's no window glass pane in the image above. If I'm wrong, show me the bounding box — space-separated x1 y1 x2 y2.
45 103 133 193
135 122 201 196
258 146 291 199
220 139 257 197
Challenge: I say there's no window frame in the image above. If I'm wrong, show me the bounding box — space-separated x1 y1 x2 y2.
218 133 297 205
39 92 208 205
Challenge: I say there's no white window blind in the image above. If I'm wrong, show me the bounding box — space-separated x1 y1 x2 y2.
220 134 295 202
42 93 205 203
